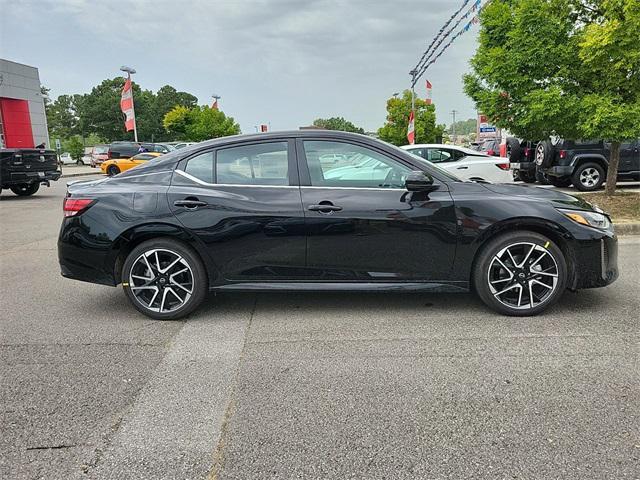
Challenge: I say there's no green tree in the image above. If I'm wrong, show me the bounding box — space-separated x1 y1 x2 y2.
163 105 191 138
65 136 84 160
377 90 445 146
577 0 640 195
164 106 241 141
449 118 477 136
464 0 640 195
312 117 364 133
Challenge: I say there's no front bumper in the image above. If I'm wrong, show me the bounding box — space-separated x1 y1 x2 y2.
1 169 61 186
571 233 618 289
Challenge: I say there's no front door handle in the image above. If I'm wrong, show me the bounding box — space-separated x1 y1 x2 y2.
308 204 343 213
174 198 208 209
456 166 469 170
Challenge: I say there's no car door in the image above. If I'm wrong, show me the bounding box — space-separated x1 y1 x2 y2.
619 140 639 173
297 139 457 281
167 139 307 282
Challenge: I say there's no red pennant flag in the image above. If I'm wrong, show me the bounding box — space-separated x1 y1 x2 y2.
425 80 433 105
211 99 218 110
407 110 415 145
120 77 135 132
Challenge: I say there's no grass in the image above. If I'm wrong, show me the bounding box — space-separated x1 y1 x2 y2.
579 191 640 223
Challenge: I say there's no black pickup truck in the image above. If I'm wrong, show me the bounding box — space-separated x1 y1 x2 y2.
0 148 61 196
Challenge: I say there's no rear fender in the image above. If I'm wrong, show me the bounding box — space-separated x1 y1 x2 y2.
108 222 220 286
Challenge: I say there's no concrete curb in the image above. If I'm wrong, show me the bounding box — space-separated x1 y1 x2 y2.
60 171 102 178
615 223 640 236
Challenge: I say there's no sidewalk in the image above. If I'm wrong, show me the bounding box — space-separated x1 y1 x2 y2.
59 165 101 178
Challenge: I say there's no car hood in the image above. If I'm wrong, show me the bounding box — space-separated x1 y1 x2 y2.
480 183 595 211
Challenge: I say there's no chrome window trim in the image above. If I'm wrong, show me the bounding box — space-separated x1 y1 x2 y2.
174 169 298 188
301 186 406 192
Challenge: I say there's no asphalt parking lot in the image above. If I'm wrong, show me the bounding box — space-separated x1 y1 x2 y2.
1 177 639 479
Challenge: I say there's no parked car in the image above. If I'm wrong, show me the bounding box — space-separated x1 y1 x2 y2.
477 138 501 156
89 145 109 167
1 148 61 196
401 144 513 183
169 142 197 150
535 139 640 191
58 131 617 320
60 150 90 166
101 152 162 176
107 142 174 159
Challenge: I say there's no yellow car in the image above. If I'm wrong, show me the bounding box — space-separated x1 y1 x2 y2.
101 152 163 176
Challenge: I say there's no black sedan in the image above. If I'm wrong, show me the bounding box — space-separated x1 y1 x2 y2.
58 131 618 320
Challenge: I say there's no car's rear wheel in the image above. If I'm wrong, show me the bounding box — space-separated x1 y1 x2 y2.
107 165 120 176
10 183 40 196
474 231 567 316
535 168 551 185
122 239 208 320
572 162 605 191
76 159 84 166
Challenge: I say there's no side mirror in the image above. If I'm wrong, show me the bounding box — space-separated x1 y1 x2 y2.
405 170 435 191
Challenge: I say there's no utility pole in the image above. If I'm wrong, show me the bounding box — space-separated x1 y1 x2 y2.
409 70 417 116
450 110 458 144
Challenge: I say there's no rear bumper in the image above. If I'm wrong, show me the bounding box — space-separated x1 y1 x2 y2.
545 165 573 177
509 161 535 172
1 169 61 186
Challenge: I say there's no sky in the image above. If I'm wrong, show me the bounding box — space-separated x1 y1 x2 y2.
0 0 480 134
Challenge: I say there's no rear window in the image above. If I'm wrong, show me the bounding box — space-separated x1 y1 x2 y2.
93 146 108 154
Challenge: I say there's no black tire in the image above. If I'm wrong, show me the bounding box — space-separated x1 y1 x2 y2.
122 238 208 320
474 231 567 316
548 176 572 188
107 165 120 176
10 183 40 196
506 137 523 162
519 170 537 183
535 168 551 185
571 162 605 192
76 159 84 166
534 140 554 168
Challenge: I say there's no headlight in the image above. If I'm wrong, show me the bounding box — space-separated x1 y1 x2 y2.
559 208 611 229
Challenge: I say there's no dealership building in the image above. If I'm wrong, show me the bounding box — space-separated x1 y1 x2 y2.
0 59 49 149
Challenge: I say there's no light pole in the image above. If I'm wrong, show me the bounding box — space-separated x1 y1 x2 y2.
120 66 138 142
451 110 458 144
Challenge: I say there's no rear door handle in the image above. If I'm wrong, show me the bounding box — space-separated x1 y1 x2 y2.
308 204 343 213
456 166 469 170
174 199 208 209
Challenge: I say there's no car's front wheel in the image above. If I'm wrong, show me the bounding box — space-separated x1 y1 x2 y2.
107 165 120 176
474 231 567 316
122 239 208 320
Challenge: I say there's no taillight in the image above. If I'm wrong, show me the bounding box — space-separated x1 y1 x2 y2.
496 163 510 170
524 147 530 157
63 198 95 217
559 150 567 159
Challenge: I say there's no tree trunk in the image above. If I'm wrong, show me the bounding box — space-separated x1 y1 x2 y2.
605 141 620 196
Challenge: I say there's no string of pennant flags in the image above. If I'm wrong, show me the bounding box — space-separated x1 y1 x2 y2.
412 0 484 86
407 0 489 144
412 0 473 77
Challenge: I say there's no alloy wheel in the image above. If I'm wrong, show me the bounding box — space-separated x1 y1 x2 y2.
579 168 600 188
128 248 194 313
487 242 559 310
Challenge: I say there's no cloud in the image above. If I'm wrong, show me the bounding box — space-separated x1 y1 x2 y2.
1 0 479 132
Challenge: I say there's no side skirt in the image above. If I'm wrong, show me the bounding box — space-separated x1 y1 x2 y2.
211 281 469 293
